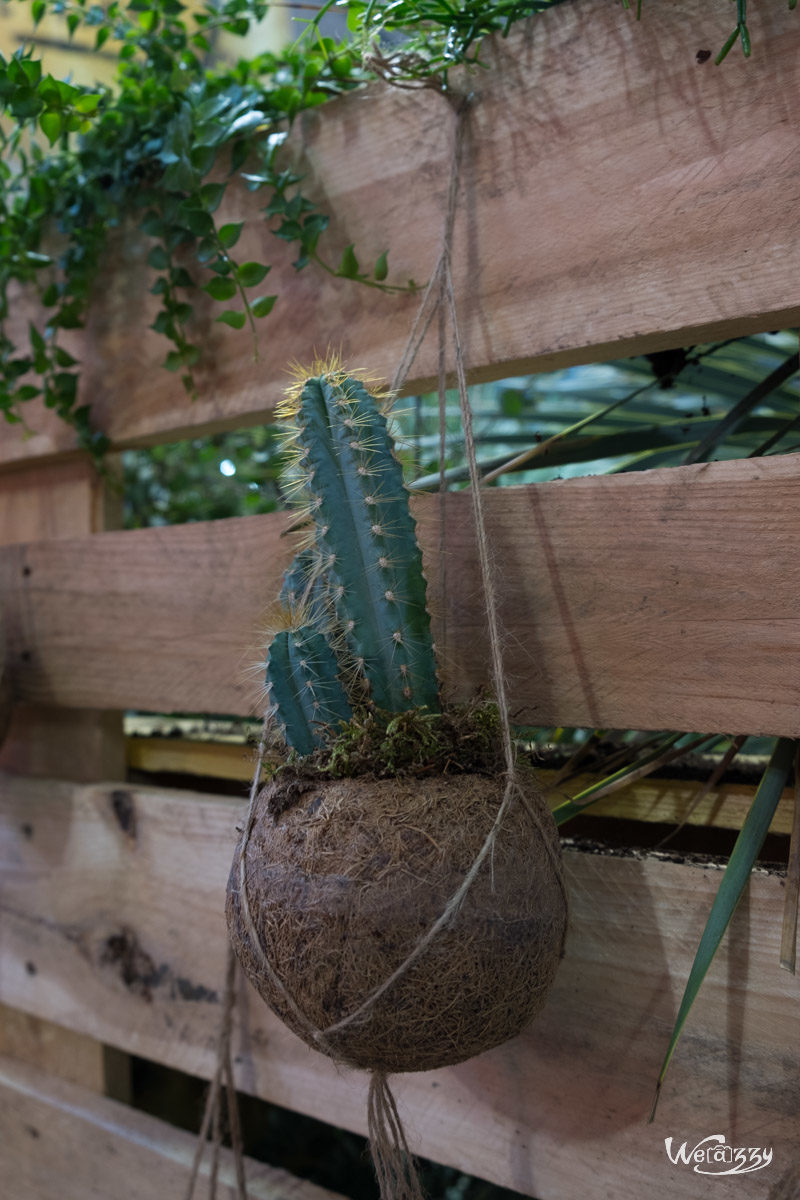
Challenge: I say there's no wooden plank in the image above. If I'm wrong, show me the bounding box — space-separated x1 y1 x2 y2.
0 1004 105 1092
1 774 798 1199
2 452 800 735
0 458 119 545
0 458 126 1097
2 0 800 464
0 456 124 781
0 1054 345 1200
0 706 126 782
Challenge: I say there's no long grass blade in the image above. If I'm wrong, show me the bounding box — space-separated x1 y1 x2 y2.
551 733 713 826
779 745 800 973
649 737 796 1120
682 354 799 465
655 735 747 848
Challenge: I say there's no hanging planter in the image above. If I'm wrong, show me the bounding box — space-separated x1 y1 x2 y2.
225 363 568 1080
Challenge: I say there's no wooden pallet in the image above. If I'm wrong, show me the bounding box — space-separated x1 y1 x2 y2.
1 0 799 1196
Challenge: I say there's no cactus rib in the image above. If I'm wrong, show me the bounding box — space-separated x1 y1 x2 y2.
296 373 439 714
266 626 353 756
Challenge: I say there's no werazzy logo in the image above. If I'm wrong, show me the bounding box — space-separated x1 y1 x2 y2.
665 1135 773 1176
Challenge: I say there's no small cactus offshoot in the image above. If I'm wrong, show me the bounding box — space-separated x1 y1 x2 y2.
266 361 439 753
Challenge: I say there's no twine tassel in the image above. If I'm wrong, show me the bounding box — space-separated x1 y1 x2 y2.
368 1072 425 1200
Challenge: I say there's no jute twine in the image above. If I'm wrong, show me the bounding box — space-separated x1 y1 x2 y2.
190 91 567 1200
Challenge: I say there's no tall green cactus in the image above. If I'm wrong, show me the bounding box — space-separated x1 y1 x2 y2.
269 364 440 753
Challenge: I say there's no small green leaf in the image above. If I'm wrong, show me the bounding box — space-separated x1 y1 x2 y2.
32 0 46 23
199 181 226 213
74 93 102 116
147 246 170 270
216 309 247 330
182 209 214 237
39 111 62 146
373 251 388 282
196 239 217 264
139 10 158 32
218 222 244 249
140 211 165 238
250 295 277 318
236 261 270 287
338 243 359 279
203 276 237 301
67 12 81 36
95 27 110 50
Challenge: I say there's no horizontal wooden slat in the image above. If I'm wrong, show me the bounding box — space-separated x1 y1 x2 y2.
1 773 798 1199
3 0 800 465
125 734 797 835
0 1053 344 1200
0 1003 105 1092
2 452 800 735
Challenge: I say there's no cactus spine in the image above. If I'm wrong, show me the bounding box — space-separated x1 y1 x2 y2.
270 364 439 753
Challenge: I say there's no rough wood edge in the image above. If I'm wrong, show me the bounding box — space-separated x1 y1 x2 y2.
0 1053 346 1200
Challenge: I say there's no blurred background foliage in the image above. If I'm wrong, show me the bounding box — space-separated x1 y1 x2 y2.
122 329 799 526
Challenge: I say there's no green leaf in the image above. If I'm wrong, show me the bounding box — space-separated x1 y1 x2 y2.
67 12 81 36
338 243 359 279
250 295 277 318
39 111 62 146
140 211 165 238
199 181 226 213
95 27 110 50
147 246 170 270
650 737 796 1118
182 208 214 237
218 222 243 249
373 251 388 282
74 93 102 115
32 0 46 24
203 276 237 301
29 323 48 373
236 261 270 287
216 309 247 330
139 10 158 32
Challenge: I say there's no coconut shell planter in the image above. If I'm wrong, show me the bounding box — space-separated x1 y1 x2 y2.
226 363 568 1093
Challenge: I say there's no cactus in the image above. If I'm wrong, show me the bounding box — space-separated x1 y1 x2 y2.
269 363 440 753
266 626 353 758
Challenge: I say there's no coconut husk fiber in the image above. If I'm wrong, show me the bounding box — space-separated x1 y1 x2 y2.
226 766 568 1073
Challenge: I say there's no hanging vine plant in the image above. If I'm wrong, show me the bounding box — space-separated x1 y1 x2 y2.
0 0 789 459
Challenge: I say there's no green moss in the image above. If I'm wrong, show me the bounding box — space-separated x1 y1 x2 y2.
270 700 504 788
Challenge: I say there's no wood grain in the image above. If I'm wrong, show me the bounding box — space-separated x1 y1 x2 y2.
0 1005 105 1092
3 0 800 464
0 457 125 1094
2 452 800 736
1 773 797 1199
0 1054 345 1200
